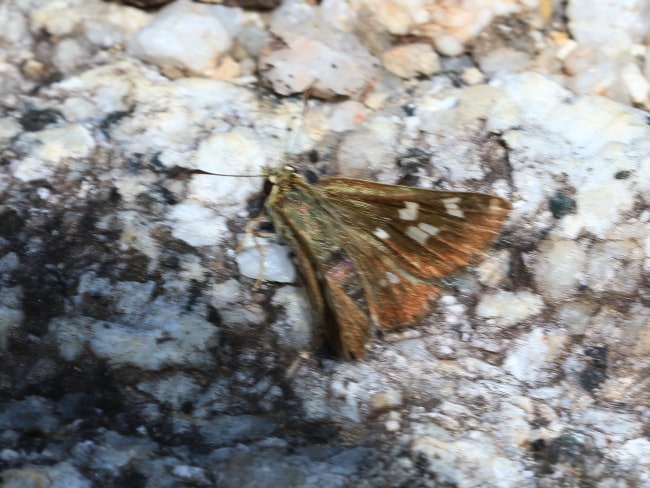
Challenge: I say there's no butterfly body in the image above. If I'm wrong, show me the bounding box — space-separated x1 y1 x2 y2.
264 166 511 360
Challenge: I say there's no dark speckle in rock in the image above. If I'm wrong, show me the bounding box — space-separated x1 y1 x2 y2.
99 109 133 138
0 396 60 435
402 104 416 116
549 192 577 219
200 414 278 447
579 346 608 392
530 433 589 476
0 207 25 238
19 108 64 132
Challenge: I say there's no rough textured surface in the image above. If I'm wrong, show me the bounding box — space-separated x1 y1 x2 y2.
2 0 650 487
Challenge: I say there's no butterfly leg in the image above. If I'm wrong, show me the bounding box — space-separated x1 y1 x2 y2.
238 214 278 289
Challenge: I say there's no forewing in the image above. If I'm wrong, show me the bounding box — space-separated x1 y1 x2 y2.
266 181 372 359
316 177 511 281
272 179 445 336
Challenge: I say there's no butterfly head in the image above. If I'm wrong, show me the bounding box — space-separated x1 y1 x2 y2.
266 165 302 187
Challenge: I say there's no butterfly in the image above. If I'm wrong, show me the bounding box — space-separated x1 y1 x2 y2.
259 165 511 360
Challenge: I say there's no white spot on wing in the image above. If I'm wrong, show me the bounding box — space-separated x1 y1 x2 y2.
406 221 441 245
442 197 464 218
490 197 503 213
406 225 429 245
386 271 400 284
379 279 388 287
373 228 390 240
442 197 461 204
398 201 420 221
418 223 439 236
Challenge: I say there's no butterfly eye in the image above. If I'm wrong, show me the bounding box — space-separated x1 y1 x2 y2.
307 149 319 164
257 220 275 233
263 178 274 195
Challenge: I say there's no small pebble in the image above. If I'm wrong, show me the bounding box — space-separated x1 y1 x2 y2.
381 43 440 79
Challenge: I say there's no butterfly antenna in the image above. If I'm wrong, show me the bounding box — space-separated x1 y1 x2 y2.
286 84 316 156
171 168 265 179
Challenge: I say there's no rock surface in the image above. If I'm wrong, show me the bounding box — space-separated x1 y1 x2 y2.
2 0 650 487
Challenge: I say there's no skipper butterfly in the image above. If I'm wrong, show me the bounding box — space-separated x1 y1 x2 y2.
255 165 511 359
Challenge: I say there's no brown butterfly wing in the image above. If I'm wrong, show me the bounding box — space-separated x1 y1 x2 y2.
335 236 443 331
314 177 510 330
316 177 511 281
266 179 372 359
